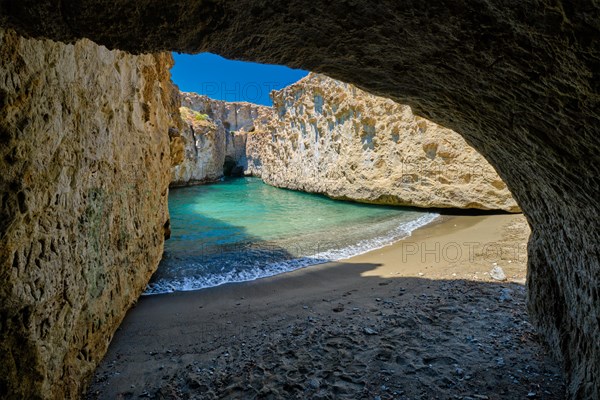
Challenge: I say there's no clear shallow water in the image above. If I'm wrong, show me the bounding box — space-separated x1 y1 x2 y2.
146 177 438 294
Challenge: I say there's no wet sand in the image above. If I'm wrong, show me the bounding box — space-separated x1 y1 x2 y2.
87 214 564 399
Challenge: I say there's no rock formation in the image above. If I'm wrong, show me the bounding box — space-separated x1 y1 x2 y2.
0 28 178 398
247 74 518 212
0 1 598 398
171 92 271 186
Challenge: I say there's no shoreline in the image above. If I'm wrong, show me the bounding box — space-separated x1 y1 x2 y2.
145 210 441 296
88 214 564 399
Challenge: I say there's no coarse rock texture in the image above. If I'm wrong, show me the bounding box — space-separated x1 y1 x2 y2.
247 74 519 212
171 92 271 186
0 28 178 399
170 106 225 186
0 1 599 398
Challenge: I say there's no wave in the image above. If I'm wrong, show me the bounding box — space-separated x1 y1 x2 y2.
144 212 439 295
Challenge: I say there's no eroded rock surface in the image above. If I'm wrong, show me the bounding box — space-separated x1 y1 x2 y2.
0 1 599 398
0 28 177 399
171 93 271 186
247 74 518 211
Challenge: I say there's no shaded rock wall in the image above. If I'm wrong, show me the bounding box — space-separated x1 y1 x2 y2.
247 74 518 212
0 1 599 398
171 92 271 186
0 28 177 398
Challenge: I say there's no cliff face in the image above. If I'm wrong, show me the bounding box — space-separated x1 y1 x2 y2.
170 106 226 185
0 28 177 398
247 74 518 212
171 92 271 186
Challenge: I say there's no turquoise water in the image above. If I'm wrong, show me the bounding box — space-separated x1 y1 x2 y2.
146 177 438 294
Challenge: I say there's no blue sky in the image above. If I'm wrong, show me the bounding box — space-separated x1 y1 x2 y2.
171 53 308 106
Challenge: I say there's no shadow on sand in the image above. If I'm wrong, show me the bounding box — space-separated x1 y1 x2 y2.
88 257 564 400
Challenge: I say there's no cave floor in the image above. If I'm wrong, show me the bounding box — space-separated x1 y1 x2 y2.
87 214 564 400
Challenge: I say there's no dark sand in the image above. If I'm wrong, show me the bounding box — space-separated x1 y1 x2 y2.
87 214 564 399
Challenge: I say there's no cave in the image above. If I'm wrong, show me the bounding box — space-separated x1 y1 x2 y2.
223 155 243 177
0 1 598 399
222 155 236 177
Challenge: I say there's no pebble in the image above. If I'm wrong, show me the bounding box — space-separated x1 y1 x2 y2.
364 327 379 335
527 392 537 398
308 378 320 389
438 306 459 313
490 266 507 281
499 288 513 302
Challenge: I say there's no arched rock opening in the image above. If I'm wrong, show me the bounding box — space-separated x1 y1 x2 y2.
0 1 598 398
223 155 243 177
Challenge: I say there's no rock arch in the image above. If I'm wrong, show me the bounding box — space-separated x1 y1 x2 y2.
1 1 598 398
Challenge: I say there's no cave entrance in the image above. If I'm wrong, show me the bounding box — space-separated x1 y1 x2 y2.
93 51 557 399
223 155 242 177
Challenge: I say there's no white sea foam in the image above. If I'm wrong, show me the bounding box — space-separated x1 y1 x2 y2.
144 212 439 295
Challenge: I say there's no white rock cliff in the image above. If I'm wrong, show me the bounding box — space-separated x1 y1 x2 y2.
245 74 519 212
171 93 271 186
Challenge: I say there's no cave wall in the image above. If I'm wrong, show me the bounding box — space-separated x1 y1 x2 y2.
0 28 177 398
247 73 519 211
0 1 598 398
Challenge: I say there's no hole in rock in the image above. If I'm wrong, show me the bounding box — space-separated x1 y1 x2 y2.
155 52 526 298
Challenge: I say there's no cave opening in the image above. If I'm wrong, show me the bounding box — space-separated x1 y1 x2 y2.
121 50 557 399
222 155 241 177
0 5 596 397
161 51 532 317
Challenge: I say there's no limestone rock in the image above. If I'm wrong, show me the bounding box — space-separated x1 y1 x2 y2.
168 128 186 166
0 28 176 399
247 74 518 212
170 106 225 185
171 92 271 186
490 266 507 281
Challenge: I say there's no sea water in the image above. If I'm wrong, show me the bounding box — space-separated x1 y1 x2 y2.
145 177 438 294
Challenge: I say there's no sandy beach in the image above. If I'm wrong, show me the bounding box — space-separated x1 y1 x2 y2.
87 214 564 399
